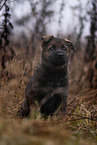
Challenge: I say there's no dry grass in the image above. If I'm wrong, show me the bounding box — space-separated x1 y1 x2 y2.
1 118 96 145
0 48 97 145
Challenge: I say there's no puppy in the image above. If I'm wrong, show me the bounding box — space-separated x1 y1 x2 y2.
19 35 75 117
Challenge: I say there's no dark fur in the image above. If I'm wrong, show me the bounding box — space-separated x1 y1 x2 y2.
19 36 75 117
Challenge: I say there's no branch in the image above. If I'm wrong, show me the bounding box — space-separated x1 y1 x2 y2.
52 112 97 122
67 113 97 122
3 63 30 110
3 84 21 109
0 0 7 10
67 98 76 107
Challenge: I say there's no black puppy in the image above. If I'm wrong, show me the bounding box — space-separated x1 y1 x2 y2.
19 35 75 117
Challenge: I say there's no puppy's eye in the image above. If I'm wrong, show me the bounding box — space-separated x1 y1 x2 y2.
49 47 54 50
62 46 67 50
49 46 55 50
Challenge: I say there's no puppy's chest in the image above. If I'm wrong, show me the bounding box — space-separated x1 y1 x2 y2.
44 72 67 88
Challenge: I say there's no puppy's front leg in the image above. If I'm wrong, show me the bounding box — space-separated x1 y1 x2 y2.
18 99 30 118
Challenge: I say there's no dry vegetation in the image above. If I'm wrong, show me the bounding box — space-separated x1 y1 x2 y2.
0 47 97 145
0 0 97 144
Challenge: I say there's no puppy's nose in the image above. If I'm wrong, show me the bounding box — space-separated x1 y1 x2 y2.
57 52 63 56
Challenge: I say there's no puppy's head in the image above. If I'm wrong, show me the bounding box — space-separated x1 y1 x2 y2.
41 35 75 67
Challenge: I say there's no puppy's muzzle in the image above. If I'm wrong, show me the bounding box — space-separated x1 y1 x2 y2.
57 52 63 57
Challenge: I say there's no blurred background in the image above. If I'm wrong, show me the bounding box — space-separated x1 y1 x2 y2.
0 0 97 115
0 0 97 89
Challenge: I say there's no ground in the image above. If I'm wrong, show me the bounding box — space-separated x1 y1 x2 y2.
0 48 97 145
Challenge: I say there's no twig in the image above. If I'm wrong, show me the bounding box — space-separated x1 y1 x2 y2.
3 63 30 110
67 113 97 122
67 117 97 122
67 113 83 117
67 89 92 108
67 117 89 121
3 73 24 110
3 81 22 110
0 0 7 10
52 112 97 122
67 98 76 107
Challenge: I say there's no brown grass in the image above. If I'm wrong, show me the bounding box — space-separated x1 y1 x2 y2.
0 48 97 145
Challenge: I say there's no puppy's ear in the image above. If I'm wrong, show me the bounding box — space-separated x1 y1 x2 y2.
41 35 54 47
64 39 76 52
